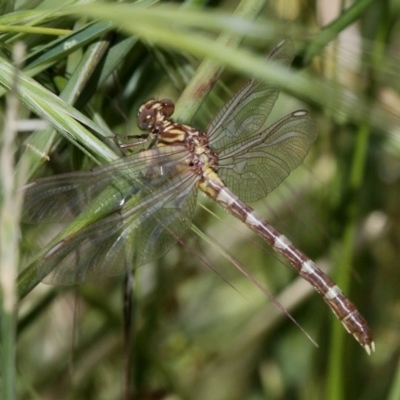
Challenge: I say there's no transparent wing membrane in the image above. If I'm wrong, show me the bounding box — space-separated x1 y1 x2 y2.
206 40 318 203
208 39 296 150
38 171 198 284
22 146 191 223
216 110 318 203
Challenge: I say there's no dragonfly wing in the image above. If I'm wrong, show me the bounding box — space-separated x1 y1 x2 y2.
208 39 296 151
22 146 190 223
38 170 198 284
216 110 318 203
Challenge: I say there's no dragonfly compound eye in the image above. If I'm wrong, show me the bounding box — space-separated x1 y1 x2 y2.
137 107 157 131
159 99 175 118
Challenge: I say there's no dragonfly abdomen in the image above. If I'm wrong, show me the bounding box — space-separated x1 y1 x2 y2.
199 167 374 355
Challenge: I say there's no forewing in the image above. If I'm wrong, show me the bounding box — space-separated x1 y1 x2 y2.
37 170 198 284
22 146 190 223
216 111 318 203
208 39 296 151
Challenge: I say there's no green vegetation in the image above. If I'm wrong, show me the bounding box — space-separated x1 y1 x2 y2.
0 0 398 399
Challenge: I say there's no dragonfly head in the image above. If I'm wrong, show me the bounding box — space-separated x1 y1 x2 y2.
137 99 175 131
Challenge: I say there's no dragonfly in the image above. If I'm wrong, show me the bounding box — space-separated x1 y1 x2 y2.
22 40 374 354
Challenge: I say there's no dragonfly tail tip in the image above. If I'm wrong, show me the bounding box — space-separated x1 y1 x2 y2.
364 341 375 355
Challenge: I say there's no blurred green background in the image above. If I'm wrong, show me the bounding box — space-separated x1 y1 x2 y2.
0 0 399 399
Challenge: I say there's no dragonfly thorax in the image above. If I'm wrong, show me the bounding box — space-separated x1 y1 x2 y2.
138 99 219 175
